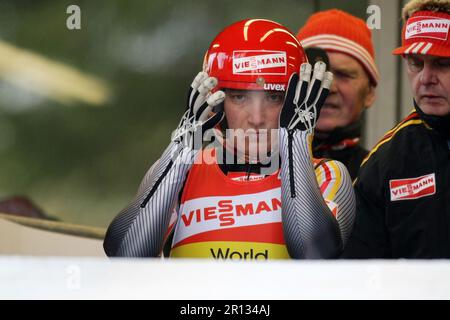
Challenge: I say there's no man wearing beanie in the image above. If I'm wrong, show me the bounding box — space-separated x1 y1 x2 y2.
343 0 450 258
297 9 378 180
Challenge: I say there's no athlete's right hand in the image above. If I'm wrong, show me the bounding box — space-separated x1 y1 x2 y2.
172 72 225 150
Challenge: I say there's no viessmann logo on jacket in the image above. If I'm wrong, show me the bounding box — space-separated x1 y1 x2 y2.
389 173 436 201
232 50 287 75
405 16 450 41
175 188 282 242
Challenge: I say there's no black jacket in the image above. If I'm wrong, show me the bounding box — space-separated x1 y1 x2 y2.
313 144 367 181
313 121 368 180
342 111 450 258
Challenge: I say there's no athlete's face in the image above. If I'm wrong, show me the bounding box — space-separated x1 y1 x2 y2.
405 54 450 116
316 52 376 132
223 89 284 160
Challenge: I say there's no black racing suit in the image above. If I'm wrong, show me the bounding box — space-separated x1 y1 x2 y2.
342 109 450 258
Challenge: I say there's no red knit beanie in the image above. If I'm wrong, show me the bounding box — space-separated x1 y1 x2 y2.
296 9 379 86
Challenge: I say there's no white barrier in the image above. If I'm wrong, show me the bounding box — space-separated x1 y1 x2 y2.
1 257 450 299
1 215 449 300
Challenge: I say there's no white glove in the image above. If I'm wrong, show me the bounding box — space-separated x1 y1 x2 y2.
279 61 333 133
172 71 225 150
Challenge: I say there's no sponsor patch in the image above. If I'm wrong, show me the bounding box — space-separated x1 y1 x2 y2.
389 173 436 201
173 188 282 244
170 241 290 259
263 83 285 91
232 50 287 75
229 174 266 182
405 16 450 41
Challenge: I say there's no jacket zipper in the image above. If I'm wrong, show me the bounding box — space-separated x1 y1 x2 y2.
288 130 296 198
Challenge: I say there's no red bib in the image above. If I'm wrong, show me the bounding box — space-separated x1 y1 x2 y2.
171 150 287 260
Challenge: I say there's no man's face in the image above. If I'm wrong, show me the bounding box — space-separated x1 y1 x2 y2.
316 52 375 132
223 89 284 160
405 54 450 116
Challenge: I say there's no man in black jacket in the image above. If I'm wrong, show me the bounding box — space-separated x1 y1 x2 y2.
296 10 378 180
342 0 450 258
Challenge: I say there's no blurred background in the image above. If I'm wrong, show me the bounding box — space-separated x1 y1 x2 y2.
0 0 406 228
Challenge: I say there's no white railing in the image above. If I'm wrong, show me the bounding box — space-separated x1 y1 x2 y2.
1 257 450 299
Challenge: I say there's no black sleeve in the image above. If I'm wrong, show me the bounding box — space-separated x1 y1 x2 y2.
341 158 391 259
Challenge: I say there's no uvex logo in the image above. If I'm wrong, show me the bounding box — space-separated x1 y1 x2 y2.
233 50 287 75
263 83 285 91
389 173 436 201
406 17 449 40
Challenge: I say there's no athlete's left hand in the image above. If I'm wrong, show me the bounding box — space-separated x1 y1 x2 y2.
279 61 333 133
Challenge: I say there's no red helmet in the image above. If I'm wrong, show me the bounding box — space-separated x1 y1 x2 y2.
204 19 307 92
